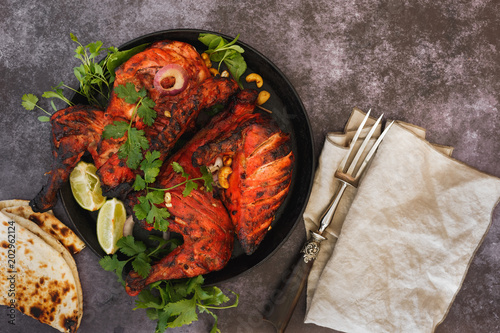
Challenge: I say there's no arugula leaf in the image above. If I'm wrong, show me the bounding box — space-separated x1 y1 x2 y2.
198 33 247 88
107 43 149 83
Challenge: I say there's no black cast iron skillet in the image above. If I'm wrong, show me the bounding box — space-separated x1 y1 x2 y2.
60 29 315 284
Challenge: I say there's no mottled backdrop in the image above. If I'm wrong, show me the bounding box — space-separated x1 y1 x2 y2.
1 0 499 332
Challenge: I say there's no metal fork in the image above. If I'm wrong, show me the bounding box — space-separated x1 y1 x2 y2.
263 111 394 332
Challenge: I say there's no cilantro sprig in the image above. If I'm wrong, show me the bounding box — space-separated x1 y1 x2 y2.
132 153 213 231
198 33 247 88
100 235 238 333
22 33 148 121
99 235 179 284
137 275 238 333
102 82 156 169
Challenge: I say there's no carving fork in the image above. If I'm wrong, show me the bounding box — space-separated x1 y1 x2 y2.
263 111 394 332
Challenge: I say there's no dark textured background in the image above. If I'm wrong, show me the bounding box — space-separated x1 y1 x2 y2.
1 1 499 332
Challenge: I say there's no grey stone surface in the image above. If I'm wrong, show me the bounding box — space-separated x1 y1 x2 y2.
1 0 499 332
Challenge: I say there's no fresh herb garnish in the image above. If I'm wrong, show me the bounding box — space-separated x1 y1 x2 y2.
132 153 213 231
137 275 238 333
99 235 180 284
198 33 247 88
99 235 238 333
22 33 148 120
102 82 156 169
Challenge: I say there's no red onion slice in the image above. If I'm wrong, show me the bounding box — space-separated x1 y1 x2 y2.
154 64 189 96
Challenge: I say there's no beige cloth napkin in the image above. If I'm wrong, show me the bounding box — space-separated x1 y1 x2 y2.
303 109 500 332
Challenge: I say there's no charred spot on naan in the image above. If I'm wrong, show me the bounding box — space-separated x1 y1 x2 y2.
0 202 85 254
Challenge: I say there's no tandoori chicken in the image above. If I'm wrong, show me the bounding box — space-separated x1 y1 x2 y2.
30 40 238 212
125 90 294 295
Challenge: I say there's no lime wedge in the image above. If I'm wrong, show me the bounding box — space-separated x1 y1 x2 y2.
70 161 106 211
97 198 127 254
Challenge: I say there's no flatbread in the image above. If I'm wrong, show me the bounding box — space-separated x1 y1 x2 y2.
0 200 85 254
0 211 83 332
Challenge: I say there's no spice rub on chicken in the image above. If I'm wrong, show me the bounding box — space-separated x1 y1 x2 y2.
30 40 238 212
125 90 294 295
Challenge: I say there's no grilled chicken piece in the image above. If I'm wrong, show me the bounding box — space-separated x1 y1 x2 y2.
125 90 294 294
30 40 238 212
96 40 239 197
191 92 294 255
30 105 105 212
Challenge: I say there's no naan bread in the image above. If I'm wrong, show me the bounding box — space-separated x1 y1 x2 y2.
0 200 85 254
0 211 83 332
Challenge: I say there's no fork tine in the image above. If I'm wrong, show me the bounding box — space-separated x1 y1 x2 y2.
346 114 383 175
338 109 371 172
355 120 395 178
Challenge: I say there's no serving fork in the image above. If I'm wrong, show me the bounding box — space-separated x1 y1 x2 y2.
263 111 394 332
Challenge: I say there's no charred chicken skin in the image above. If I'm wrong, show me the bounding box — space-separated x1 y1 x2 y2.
125 90 294 295
30 40 238 212
31 105 105 211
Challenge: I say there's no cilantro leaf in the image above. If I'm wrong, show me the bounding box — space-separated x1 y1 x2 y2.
117 235 147 257
182 180 198 197
133 174 147 191
117 127 149 169
21 94 39 111
102 120 129 139
137 97 157 126
200 166 213 192
114 82 142 104
99 254 130 286
141 150 162 184
132 252 152 278
133 196 150 220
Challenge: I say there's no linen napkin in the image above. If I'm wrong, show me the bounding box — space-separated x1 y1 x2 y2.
303 109 500 332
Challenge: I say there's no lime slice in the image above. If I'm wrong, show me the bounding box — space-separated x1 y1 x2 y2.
97 198 127 254
70 161 106 211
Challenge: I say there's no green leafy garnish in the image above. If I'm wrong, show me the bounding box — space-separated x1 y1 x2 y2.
99 235 179 284
132 155 214 231
22 33 149 121
136 275 239 333
198 33 247 88
99 235 238 333
102 83 156 169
